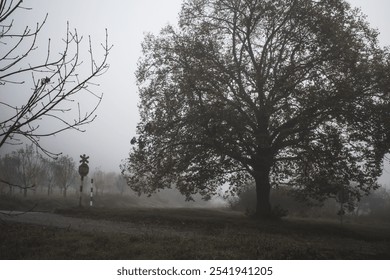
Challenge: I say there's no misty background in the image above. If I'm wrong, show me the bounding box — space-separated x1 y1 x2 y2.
0 0 389 187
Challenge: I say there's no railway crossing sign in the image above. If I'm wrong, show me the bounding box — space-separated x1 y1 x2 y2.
78 154 89 178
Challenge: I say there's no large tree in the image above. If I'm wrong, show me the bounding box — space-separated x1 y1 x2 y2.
122 0 390 218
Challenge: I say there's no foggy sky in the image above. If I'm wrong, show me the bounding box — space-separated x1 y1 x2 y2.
1 0 389 186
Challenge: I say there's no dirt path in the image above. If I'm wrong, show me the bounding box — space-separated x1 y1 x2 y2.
0 210 190 237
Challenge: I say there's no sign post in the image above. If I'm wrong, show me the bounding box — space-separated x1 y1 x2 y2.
78 154 90 207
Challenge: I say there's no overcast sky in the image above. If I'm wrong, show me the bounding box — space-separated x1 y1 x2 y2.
1 0 389 185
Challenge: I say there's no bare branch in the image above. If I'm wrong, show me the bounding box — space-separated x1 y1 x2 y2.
0 0 111 156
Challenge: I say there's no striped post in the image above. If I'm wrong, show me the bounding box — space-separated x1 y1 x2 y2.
90 179 94 207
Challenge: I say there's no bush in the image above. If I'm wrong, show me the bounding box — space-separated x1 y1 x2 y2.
229 182 390 223
228 183 344 219
229 183 307 217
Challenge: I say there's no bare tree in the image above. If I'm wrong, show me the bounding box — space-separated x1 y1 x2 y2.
7 144 44 197
115 173 128 196
41 157 56 196
53 155 76 197
0 153 20 195
92 168 105 196
0 0 111 157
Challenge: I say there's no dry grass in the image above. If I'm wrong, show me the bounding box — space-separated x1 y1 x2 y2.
1 194 390 259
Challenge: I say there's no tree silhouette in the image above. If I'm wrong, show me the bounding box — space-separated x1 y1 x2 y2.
0 144 44 197
53 155 76 197
122 0 390 218
0 0 111 157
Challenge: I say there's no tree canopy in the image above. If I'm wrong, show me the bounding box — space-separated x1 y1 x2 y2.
122 0 390 218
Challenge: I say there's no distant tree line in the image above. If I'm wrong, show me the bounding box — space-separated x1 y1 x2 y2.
0 145 127 197
0 145 215 209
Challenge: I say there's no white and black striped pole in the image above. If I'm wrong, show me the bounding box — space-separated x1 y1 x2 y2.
90 179 94 207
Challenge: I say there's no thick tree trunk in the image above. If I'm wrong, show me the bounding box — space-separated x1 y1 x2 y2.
255 174 272 218
254 160 272 219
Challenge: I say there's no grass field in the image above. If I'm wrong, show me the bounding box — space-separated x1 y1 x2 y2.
1 194 390 259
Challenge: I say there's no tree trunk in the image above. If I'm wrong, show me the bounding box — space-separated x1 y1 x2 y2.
254 161 272 219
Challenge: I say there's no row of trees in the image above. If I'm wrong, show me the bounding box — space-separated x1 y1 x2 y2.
0 145 77 197
0 145 127 197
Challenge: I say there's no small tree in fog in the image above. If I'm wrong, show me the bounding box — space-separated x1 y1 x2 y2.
123 0 390 219
10 144 44 196
41 157 56 196
115 174 128 196
0 154 21 195
53 155 76 197
92 168 105 196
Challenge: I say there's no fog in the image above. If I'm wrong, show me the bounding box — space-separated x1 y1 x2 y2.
0 0 389 186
